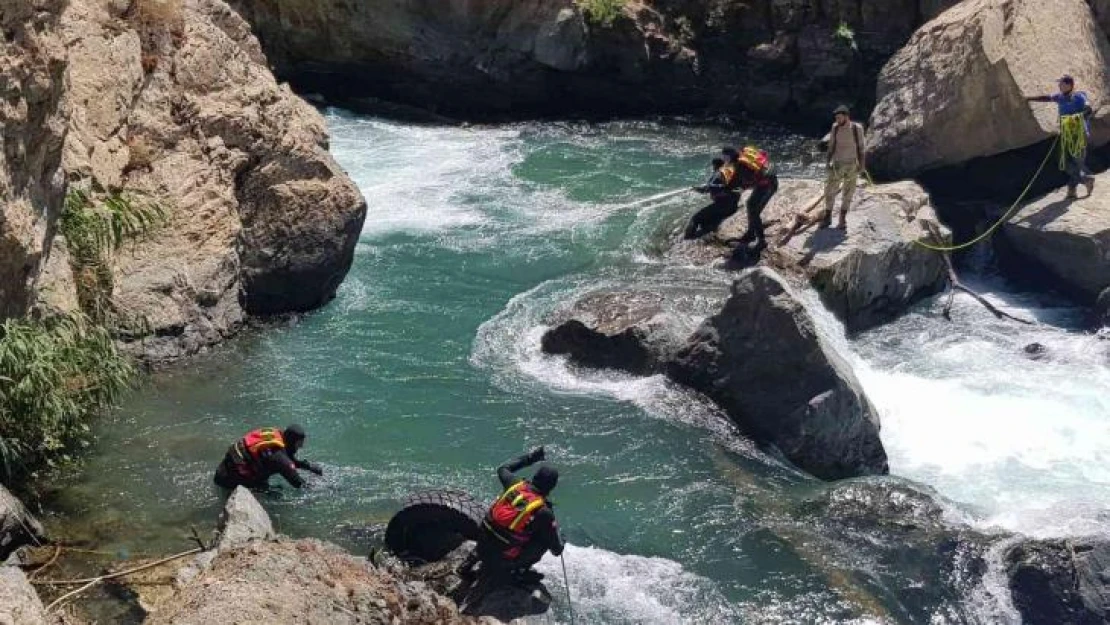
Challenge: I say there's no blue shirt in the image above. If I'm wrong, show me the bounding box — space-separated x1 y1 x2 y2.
1052 92 1091 134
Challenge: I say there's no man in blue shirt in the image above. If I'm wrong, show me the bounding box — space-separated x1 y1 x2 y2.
1027 75 1095 199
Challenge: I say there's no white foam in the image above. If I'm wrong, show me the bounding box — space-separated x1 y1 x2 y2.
534 544 742 624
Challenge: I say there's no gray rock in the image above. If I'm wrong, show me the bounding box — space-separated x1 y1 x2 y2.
215 487 274 551
0 566 48 625
666 269 888 480
0 485 45 562
1097 287 1110 327
1002 175 1110 303
541 291 685 375
868 0 1110 178
1006 538 1110 625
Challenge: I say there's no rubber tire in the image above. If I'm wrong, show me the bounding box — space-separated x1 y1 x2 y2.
385 489 485 563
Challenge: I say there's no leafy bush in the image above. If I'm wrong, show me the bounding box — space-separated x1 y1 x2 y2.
578 0 626 27
834 21 858 51
60 187 167 321
0 313 135 481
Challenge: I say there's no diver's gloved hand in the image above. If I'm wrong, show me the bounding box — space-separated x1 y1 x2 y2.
307 462 324 476
528 446 546 464
691 185 707 194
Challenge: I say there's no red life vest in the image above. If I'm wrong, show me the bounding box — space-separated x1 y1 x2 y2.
482 481 547 559
231 428 286 479
737 146 773 188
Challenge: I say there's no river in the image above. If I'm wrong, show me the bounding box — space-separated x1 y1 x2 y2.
46 110 1110 624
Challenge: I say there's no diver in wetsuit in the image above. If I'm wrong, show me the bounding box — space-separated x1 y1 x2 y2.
213 424 323 490
685 154 741 239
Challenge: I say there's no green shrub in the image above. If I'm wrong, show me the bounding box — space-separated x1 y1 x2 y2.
0 313 135 481
60 187 167 321
834 21 858 51
578 0 626 27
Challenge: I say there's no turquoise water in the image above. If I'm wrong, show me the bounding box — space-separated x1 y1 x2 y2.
49 112 1110 624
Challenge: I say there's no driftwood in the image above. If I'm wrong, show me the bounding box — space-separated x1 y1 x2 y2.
924 222 1034 325
35 546 205 612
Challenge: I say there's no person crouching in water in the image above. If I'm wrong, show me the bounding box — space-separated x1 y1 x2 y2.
214 424 323 490
468 446 564 585
685 154 740 239
729 145 779 251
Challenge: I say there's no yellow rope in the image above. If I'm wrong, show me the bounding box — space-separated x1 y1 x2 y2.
1059 113 1087 170
909 136 1060 252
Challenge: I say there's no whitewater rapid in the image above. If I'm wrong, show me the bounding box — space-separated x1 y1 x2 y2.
323 109 1110 623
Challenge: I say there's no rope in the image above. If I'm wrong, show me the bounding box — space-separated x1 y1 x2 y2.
560 552 576 625
32 547 204 586
909 136 1060 252
1059 113 1087 170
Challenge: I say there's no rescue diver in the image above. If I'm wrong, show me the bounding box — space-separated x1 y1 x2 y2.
685 156 740 239
467 446 564 583
728 145 779 251
213 424 324 490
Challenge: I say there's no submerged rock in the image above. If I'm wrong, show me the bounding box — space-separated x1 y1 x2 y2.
667 269 888 480
0 484 45 562
868 0 1110 178
1002 176 1110 305
0 565 48 625
1006 538 1110 625
541 291 686 375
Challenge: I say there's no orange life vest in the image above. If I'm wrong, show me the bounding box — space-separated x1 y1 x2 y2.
231 428 286 478
482 481 547 559
737 146 770 175
719 162 739 189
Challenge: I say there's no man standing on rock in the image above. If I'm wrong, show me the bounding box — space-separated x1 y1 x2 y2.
214 424 324 490
465 446 564 585
1027 75 1096 199
822 105 866 229
730 145 779 251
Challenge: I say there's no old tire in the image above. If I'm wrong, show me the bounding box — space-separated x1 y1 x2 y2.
385 489 485 563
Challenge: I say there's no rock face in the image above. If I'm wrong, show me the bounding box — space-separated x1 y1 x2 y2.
1002 175 1110 303
667 269 888 480
0 484 45 562
0 0 68 320
58 0 366 360
228 0 960 122
1097 287 1110 326
541 291 686 374
0 565 48 625
868 0 1110 178
1006 538 1110 625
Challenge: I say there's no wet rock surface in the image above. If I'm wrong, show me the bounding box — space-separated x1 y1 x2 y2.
667 268 888 480
541 291 687 375
0 484 45 562
1006 538 1110 625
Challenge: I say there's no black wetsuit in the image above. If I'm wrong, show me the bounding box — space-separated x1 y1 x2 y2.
476 452 564 575
736 169 779 247
214 445 316 489
685 168 740 239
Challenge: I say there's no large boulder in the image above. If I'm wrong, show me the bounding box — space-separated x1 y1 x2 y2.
868 0 1110 178
57 0 367 361
0 485 45 562
0 566 48 625
0 0 68 321
1001 175 1110 303
765 179 950 332
666 269 888 480
541 291 687 375
670 179 949 332
1006 538 1110 625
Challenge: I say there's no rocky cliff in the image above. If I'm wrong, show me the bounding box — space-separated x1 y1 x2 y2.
0 0 68 320
227 0 959 123
2 0 367 362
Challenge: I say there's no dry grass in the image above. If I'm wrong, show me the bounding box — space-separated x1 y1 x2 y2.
125 134 157 171
133 0 184 30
